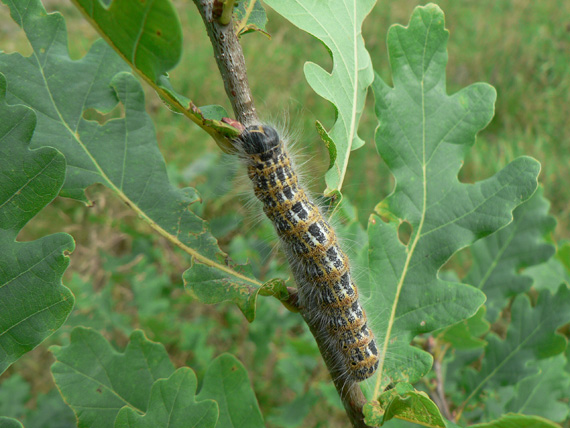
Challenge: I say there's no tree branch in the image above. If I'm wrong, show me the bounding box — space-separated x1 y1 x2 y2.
433 355 452 420
193 1 370 426
427 337 452 420
305 319 373 428
192 0 257 126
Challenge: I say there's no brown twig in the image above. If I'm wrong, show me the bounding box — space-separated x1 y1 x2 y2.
305 318 373 428
192 1 370 426
434 357 451 419
427 337 452 420
192 0 257 126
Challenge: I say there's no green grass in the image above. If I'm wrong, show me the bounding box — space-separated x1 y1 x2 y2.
1 0 569 427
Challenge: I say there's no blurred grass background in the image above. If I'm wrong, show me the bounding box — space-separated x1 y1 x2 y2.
0 0 569 427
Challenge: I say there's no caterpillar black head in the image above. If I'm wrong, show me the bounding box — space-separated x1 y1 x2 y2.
238 125 280 154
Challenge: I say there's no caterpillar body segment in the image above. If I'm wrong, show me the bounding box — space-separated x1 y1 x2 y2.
236 125 379 382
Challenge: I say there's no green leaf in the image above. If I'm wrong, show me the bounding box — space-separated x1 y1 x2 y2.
263 0 376 195
526 242 570 293
505 354 570 422
0 418 23 428
367 420 436 428
50 327 175 428
470 414 560 428
363 383 445 427
438 307 490 350
558 241 570 272
0 0 269 321
185 263 288 322
0 73 74 375
0 0 122 202
478 386 516 424
115 368 219 428
196 354 264 428
461 285 570 409
366 4 539 394
69 0 238 148
464 187 556 320
235 0 269 38
72 0 182 82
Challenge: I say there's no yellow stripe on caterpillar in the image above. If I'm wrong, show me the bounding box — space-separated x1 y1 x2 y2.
235 124 379 382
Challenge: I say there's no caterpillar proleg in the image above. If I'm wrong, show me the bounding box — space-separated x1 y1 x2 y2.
235 124 379 382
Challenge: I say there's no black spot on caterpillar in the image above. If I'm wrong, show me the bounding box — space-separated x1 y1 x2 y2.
235 124 379 382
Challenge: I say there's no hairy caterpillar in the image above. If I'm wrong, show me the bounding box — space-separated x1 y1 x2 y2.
235 124 379 382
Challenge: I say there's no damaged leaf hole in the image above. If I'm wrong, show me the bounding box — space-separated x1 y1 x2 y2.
82 103 124 125
398 220 412 245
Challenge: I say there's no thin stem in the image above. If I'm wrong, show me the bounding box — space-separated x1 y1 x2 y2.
304 317 373 428
434 357 451 419
194 1 368 425
192 0 257 126
373 17 434 399
427 338 452 420
219 0 236 25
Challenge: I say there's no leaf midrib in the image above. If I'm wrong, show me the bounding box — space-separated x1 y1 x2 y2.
0 147 57 213
373 16 434 398
55 360 142 412
458 316 544 416
294 0 362 192
0 295 71 339
24 26 260 288
475 221 519 290
131 0 152 66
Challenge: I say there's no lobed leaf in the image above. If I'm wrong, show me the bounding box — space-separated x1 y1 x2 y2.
463 187 556 321
263 0 376 195
73 0 181 82
470 414 560 428
526 241 570 293
196 354 265 428
461 285 570 410
70 0 237 147
363 382 445 427
50 327 175 428
184 263 288 322
559 242 570 271
0 0 270 322
505 354 570 422
0 73 74 374
365 3 540 397
235 0 269 38
0 418 23 428
115 368 219 428
438 307 490 350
